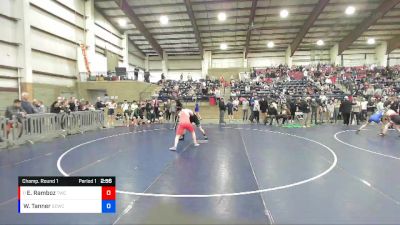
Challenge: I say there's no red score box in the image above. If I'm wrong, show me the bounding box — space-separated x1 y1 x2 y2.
101 186 116 200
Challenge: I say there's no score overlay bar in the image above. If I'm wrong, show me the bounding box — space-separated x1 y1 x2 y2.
18 177 116 214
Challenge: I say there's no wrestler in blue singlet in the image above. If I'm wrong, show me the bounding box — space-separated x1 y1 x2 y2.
368 111 384 124
357 111 384 133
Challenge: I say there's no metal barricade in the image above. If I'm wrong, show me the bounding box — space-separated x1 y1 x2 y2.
64 111 105 135
0 117 9 148
16 113 64 145
0 110 105 148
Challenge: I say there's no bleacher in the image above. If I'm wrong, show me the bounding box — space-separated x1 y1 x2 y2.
158 79 221 101
232 80 346 100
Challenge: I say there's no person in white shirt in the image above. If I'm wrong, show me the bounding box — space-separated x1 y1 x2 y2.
327 100 335 123
242 99 249 121
351 99 362 125
376 99 385 112
360 98 368 121
303 69 308 80
121 100 130 126
107 100 117 127
252 100 261 124
232 98 239 112
215 89 221 100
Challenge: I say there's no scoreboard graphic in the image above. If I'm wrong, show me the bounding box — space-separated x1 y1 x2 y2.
18 177 116 213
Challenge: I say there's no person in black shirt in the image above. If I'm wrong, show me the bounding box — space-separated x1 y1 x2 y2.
267 104 278 126
259 98 268 123
50 101 61 113
161 73 165 83
95 97 105 110
219 98 226 124
226 99 234 121
145 100 152 121
299 98 311 127
340 96 353 126
69 97 76 112
289 99 297 123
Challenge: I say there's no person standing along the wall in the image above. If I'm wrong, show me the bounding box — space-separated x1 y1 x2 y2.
226 99 234 122
242 98 249 122
327 99 335 123
252 99 260 124
259 98 268 124
351 98 361 125
164 99 171 121
333 99 341 123
360 97 368 121
219 98 226 125
340 96 352 126
299 98 311 127
20 92 36 114
107 100 117 127
194 99 201 120
170 100 177 123
311 99 318 125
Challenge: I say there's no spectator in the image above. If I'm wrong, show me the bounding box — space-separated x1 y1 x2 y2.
164 100 171 121
327 100 335 123
267 102 278 126
376 98 385 112
50 99 62 114
107 100 117 127
252 99 260 124
170 100 177 122
21 92 36 114
226 99 234 121
95 97 105 110
299 98 311 127
121 100 130 126
219 98 226 124
5 99 26 120
311 99 318 125
360 98 368 121
340 96 352 126
351 98 361 125
259 98 268 123
333 99 341 123
242 98 249 121
289 99 297 123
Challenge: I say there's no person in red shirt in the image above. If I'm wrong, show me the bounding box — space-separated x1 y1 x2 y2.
169 109 199 151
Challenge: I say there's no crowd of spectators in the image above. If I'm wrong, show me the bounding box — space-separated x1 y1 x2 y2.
3 65 400 131
157 78 222 102
215 64 400 127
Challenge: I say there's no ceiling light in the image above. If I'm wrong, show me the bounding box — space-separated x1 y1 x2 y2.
160 15 169 25
316 40 324 46
218 12 226 21
345 6 355 15
280 9 289 18
118 19 127 27
367 38 375 45
267 41 274 48
220 43 228 50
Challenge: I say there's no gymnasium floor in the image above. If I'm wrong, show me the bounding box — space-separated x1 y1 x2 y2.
0 123 399 224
